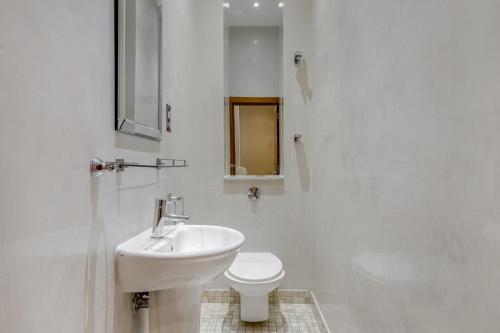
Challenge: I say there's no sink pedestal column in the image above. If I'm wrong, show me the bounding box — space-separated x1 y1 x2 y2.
149 286 204 333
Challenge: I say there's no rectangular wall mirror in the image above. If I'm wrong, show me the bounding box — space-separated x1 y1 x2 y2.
224 0 284 178
115 0 163 140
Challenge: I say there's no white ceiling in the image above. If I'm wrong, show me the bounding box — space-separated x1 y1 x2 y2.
224 0 283 27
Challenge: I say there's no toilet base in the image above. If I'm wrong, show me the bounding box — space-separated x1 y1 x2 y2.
240 294 269 322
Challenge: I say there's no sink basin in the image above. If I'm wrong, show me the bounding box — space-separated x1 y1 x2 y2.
115 224 245 333
116 224 245 292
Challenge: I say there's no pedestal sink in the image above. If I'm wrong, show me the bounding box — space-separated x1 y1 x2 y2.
116 224 245 333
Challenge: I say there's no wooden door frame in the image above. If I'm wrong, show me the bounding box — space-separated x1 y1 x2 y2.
229 97 281 175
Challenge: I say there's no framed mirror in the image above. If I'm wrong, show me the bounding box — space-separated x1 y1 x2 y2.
224 0 284 179
115 0 163 140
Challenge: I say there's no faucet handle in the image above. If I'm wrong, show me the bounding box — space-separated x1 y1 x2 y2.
167 193 183 201
167 193 184 215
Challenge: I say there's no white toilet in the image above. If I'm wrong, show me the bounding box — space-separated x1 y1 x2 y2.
224 252 285 322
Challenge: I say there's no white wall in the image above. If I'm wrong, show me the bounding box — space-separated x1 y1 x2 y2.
309 0 500 332
5 0 500 332
165 0 312 290
228 26 281 97
0 0 169 331
0 1 312 332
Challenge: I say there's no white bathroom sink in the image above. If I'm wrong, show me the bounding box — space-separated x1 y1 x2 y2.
116 224 245 292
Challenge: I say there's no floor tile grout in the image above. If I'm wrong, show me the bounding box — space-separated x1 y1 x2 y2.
200 302 328 333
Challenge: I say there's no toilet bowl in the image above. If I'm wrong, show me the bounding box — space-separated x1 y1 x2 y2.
224 252 285 322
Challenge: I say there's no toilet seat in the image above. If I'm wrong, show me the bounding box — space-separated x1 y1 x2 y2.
226 252 283 283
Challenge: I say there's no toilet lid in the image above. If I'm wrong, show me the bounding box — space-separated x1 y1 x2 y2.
227 252 283 282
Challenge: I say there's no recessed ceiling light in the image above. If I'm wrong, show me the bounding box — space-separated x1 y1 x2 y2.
278 2 284 7
253 2 259 7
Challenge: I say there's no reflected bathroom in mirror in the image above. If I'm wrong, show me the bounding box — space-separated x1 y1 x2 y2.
115 0 163 140
224 0 284 178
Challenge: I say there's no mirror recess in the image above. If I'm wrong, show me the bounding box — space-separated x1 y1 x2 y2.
224 0 284 179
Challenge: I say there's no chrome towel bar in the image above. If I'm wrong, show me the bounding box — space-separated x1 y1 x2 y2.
90 157 188 177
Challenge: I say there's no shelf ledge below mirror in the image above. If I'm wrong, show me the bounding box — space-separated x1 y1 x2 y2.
224 175 284 181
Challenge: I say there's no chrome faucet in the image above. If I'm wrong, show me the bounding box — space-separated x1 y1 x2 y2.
152 198 168 238
152 195 190 238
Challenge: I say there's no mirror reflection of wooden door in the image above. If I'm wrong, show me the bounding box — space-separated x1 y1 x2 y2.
230 97 280 176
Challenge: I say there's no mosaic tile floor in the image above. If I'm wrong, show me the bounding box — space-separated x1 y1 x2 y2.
200 302 328 333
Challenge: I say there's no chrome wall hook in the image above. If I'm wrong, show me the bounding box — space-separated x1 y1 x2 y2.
294 50 304 65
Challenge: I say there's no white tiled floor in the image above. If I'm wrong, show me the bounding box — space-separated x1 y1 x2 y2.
200 303 328 333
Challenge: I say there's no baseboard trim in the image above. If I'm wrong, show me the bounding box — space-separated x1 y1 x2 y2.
310 291 332 333
202 288 313 304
